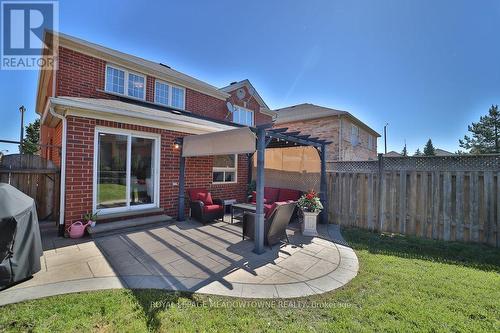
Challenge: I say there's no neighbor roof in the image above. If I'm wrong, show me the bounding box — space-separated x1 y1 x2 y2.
274 103 380 137
434 148 455 156
384 151 402 157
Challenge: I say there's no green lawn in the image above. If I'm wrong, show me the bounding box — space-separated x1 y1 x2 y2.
1 228 499 332
98 183 126 203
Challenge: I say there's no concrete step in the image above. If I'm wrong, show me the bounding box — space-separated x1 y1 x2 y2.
88 214 173 238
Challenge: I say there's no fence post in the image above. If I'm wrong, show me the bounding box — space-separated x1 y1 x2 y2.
377 153 384 231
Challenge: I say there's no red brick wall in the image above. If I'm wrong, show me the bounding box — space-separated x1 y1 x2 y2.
56 46 273 126
56 47 232 121
185 88 228 121
227 85 273 125
40 122 62 166
63 115 248 228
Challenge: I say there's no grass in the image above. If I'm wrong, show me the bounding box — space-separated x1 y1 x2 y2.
1 228 499 332
98 184 126 203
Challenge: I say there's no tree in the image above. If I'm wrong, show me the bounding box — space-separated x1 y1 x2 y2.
414 148 422 156
423 139 435 156
459 104 500 154
19 119 40 154
401 144 408 156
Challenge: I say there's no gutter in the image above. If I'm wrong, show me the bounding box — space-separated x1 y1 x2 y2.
49 106 67 236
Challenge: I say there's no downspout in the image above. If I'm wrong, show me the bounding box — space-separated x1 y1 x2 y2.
49 106 67 236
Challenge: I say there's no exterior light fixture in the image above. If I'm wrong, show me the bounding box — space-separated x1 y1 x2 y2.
174 138 183 150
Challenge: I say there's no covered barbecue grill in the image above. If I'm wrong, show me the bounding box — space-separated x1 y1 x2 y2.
0 183 43 289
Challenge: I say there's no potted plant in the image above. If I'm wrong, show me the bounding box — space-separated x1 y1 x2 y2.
83 211 99 228
297 190 323 236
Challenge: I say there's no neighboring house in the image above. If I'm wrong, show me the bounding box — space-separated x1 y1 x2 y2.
274 103 380 161
384 151 402 157
434 148 455 156
37 32 274 230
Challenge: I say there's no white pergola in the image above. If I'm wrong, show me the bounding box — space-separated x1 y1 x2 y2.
177 124 331 254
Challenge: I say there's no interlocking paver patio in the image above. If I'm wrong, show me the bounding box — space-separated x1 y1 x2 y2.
0 219 358 305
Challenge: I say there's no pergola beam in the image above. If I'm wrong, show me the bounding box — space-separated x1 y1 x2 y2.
268 127 288 133
267 132 323 148
282 131 301 136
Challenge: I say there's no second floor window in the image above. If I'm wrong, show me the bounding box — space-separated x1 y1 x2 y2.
368 135 373 150
105 65 145 100
105 66 125 94
155 81 169 105
128 73 145 99
155 80 185 110
233 106 254 126
171 86 185 109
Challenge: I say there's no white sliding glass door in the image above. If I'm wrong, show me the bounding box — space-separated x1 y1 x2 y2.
94 128 160 214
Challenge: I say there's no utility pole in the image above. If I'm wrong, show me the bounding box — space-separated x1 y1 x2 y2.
19 105 26 144
384 123 388 154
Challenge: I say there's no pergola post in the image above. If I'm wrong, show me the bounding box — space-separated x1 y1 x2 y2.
320 143 328 224
253 127 266 254
177 141 186 222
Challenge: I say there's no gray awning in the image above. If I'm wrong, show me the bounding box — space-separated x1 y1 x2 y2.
182 127 256 157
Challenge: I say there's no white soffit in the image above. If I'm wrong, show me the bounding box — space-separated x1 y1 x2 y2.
182 127 256 157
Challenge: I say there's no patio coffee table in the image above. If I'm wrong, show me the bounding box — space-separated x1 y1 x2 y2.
231 203 256 224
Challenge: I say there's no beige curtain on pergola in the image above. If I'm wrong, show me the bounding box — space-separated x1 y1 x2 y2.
182 127 256 157
253 146 321 191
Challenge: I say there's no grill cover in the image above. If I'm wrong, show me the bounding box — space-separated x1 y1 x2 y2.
0 183 43 289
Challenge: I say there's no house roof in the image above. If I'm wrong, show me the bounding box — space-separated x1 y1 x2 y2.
219 79 275 117
384 151 403 157
44 97 239 135
434 148 455 156
274 103 381 137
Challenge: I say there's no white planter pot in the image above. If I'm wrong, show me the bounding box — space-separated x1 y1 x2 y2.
301 211 319 237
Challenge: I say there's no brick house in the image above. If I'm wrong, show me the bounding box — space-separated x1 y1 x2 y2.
274 103 380 161
36 32 274 233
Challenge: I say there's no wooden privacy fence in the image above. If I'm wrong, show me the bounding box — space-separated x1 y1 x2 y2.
327 155 500 247
0 154 60 221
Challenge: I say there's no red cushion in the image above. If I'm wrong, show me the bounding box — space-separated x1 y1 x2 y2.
278 188 301 202
188 189 213 205
199 192 213 205
264 187 280 204
203 204 223 214
251 191 268 204
265 201 287 218
188 188 205 201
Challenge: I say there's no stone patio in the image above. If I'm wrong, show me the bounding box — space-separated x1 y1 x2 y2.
0 219 358 305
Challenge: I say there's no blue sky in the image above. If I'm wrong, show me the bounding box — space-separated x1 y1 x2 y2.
1 0 499 155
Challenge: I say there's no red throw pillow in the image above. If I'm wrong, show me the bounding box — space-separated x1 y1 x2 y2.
265 201 286 218
199 192 213 205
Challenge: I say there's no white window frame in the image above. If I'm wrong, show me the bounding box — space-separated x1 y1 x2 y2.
93 127 161 215
232 105 254 126
105 64 146 101
368 135 373 150
212 154 238 184
154 79 169 106
154 79 186 110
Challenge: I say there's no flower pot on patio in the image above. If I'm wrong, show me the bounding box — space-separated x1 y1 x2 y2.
301 211 319 237
297 190 323 237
